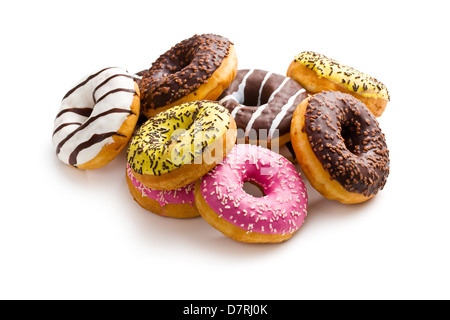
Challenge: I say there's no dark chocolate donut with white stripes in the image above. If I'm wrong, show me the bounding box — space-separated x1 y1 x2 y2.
53 67 140 169
218 69 308 149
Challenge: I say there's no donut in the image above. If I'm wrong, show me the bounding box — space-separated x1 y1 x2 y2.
194 144 308 243
138 34 238 118
287 51 390 117
290 91 390 204
53 67 140 169
218 69 308 149
127 101 237 190
126 164 199 218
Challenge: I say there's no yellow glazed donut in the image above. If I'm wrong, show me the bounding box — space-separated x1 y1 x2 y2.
127 101 237 190
287 51 390 117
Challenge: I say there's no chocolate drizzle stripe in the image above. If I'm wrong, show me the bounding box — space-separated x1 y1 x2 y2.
52 122 82 136
69 131 126 166
62 67 115 100
56 108 132 155
95 88 136 105
55 107 92 119
54 67 138 168
92 74 133 103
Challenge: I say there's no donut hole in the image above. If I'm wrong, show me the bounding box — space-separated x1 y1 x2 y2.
156 48 197 78
173 54 195 74
340 124 361 155
178 50 196 71
84 107 94 118
242 91 270 107
243 95 261 107
243 181 266 198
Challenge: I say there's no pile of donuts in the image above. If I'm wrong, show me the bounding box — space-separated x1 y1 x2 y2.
52 34 390 243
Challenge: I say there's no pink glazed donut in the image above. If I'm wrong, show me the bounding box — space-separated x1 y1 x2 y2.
194 144 308 243
126 164 199 218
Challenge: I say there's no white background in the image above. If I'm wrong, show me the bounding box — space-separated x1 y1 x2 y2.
1 0 449 300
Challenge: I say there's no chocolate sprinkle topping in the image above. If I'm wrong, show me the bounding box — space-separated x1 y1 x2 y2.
139 34 233 111
294 51 390 101
304 91 389 196
127 101 231 176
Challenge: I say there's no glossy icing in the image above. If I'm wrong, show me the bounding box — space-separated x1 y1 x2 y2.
304 91 390 196
218 69 307 142
139 34 233 111
127 101 231 175
53 67 137 167
200 144 308 235
293 51 390 100
127 164 195 206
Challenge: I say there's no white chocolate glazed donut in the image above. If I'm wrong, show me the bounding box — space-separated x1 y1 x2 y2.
53 67 140 169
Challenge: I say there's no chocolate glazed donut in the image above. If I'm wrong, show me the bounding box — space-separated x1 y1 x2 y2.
218 69 308 149
291 91 390 204
138 34 237 118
